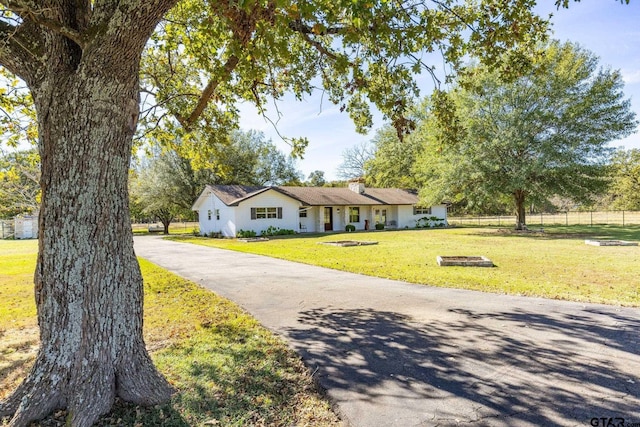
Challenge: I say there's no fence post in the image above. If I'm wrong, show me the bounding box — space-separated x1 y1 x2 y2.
623 210 625 227
590 211 593 227
540 212 543 226
565 211 568 226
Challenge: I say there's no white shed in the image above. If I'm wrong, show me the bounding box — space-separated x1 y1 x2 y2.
14 215 39 239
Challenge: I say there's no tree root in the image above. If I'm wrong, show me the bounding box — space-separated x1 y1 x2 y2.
116 346 175 405
0 356 64 427
1 348 173 427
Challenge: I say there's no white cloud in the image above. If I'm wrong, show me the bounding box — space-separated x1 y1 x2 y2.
622 69 640 85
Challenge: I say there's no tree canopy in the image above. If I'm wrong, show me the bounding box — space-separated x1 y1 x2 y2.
130 130 302 232
608 148 640 211
415 41 637 228
139 0 550 158
364 125 423 188
214 130 303 186
306 170 326 186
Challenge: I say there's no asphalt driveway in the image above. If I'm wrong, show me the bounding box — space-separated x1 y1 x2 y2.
134 236 640 427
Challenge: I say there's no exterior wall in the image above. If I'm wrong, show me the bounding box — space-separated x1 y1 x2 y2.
197 192 237 237
236 191 301 235
299 206 317 233
431 205 448 222
335 206 346 231
397 204 448 228
344 205 370 231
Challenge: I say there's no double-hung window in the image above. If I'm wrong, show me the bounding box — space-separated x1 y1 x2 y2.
251 207 283 219
413 206 431 215
349 207 360 223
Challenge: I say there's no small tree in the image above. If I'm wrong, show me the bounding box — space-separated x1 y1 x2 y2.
130 153 193 234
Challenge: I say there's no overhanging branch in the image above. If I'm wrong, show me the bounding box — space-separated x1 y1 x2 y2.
0 16 45 82
178 55 240 130
1 0 86 48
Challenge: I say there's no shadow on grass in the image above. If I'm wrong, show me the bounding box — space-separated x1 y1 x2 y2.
152 320 334 427
287 306 640 425
1 323 322 426
95 401 190 427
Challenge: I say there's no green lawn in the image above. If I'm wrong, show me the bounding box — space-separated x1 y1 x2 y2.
0 239 339 426
170 225 640 306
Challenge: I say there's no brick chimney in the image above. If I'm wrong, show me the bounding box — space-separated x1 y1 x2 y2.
348 182 365 194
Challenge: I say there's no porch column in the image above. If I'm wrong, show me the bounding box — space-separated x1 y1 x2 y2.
318 207 325 232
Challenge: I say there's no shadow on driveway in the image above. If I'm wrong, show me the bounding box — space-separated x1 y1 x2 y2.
288 306 640 426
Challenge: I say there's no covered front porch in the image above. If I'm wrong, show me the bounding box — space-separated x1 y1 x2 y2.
299 205 398 233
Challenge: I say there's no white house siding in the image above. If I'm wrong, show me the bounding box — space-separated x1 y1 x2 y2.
197 192 238 237
431 205 448 222
397 204 448 229
299 206 317 233
236 190 300 236
335 207 345 231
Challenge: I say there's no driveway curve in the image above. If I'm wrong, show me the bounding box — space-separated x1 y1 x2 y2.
134 236 640 427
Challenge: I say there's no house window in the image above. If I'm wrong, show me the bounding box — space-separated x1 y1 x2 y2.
207 210 212 220
251 207 283 220
413 206 431 215
299 208 307 218
349 207 360 223
216 209 220 220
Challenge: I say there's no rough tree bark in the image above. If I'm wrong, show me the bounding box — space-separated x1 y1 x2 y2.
0 2 178 426
514 189 527 230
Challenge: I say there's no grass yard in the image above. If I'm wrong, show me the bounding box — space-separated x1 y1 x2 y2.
170 225 640 307
0 239 339 427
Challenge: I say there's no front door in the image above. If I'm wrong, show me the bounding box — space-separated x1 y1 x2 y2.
374 208 387 226
324 207 333 231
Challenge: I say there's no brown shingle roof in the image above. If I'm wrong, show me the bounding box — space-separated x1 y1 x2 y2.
206 185 421 207
274 187 377 205
207 185 269 206
362 188 419 205
274 186 419 206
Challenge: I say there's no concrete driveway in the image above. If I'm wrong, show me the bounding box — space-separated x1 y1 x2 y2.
134 236 640 427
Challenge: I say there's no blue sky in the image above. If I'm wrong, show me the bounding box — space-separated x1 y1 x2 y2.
239 1 640 181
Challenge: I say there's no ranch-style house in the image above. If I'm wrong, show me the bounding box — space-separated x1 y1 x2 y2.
192 182 448 237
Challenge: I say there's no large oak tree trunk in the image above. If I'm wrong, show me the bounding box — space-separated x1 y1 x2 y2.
0 47 173 427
